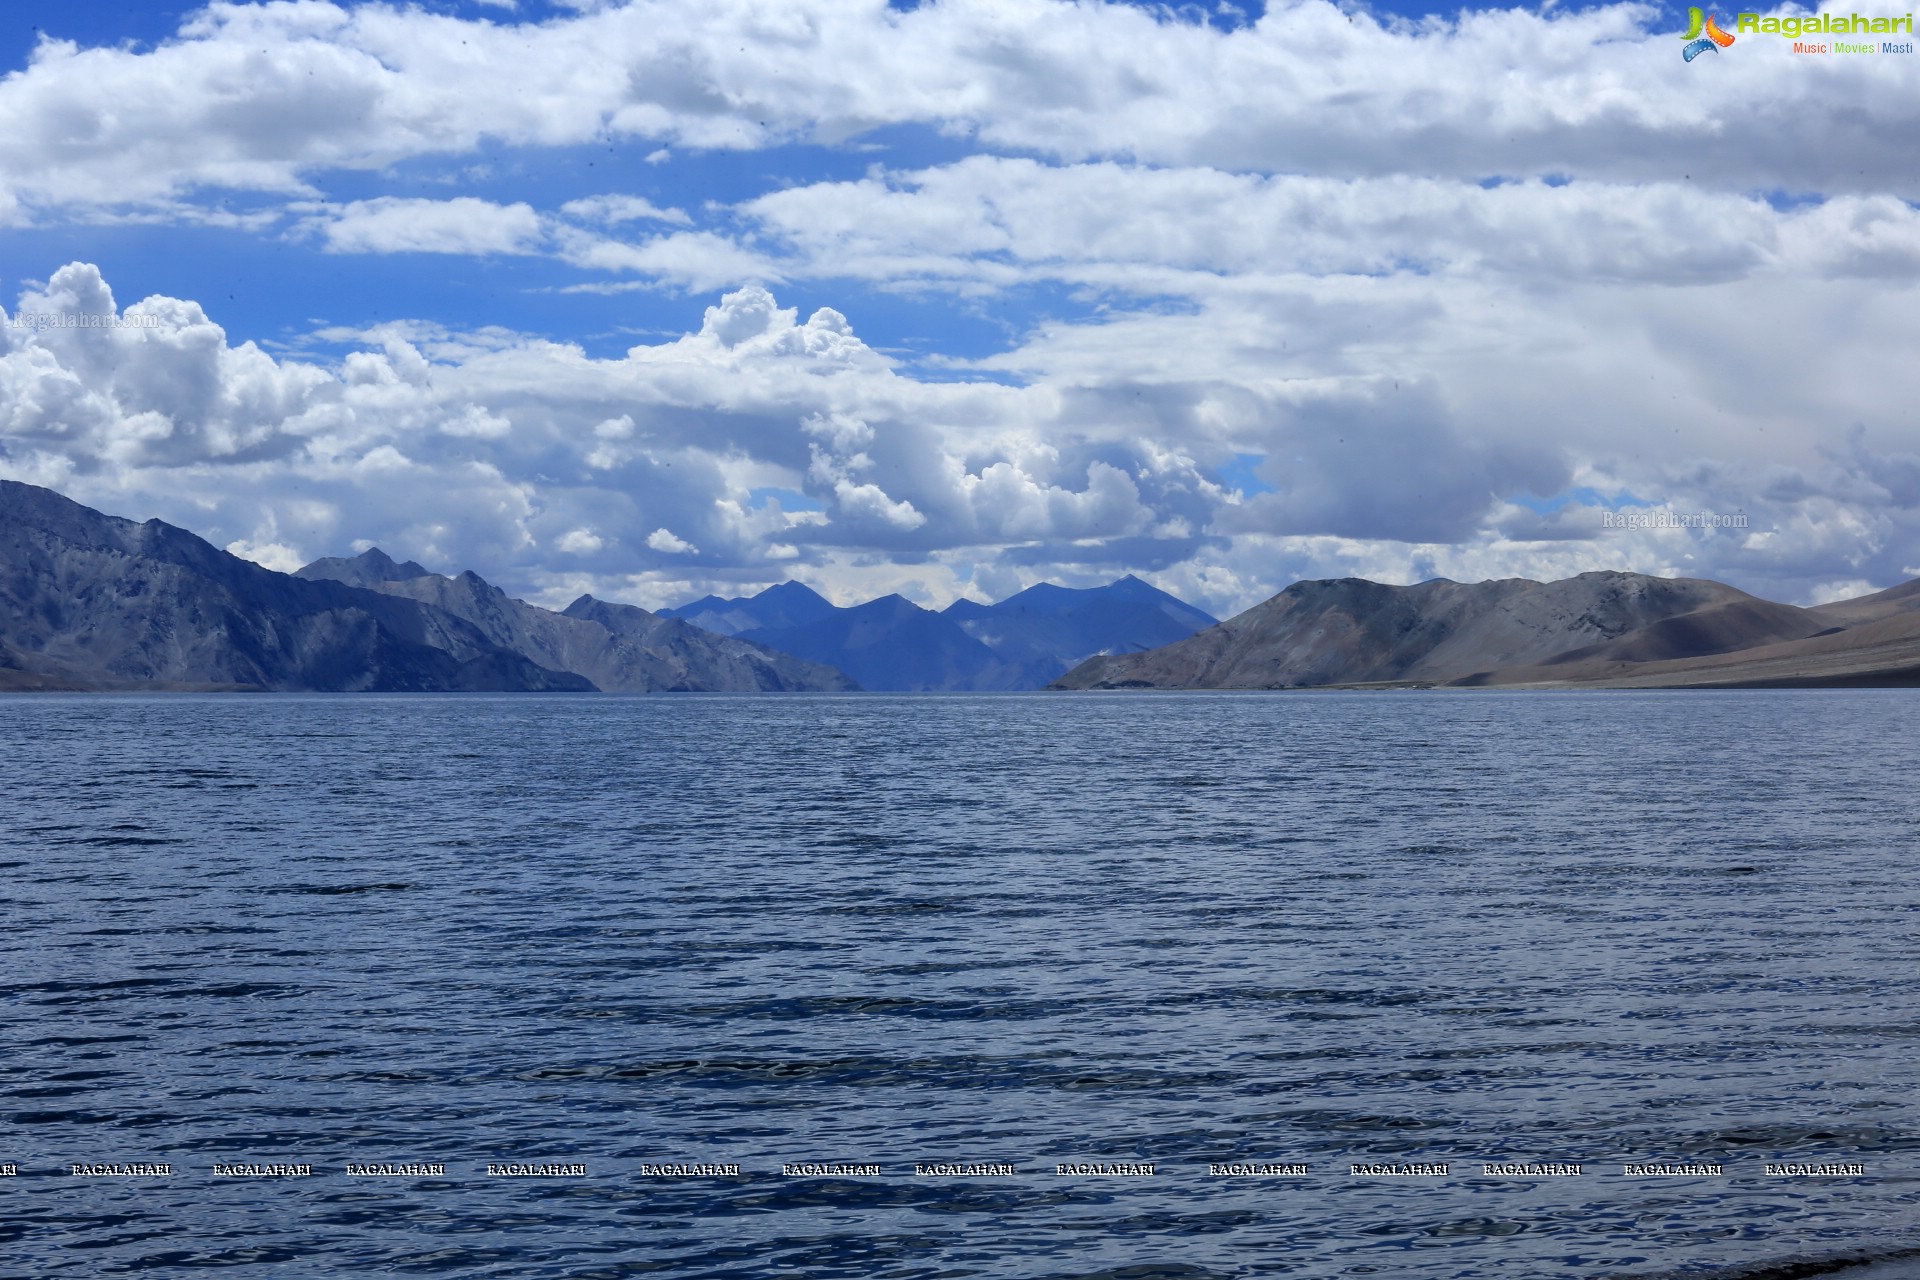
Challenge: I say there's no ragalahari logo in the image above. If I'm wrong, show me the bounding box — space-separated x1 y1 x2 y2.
1682 7 1737 58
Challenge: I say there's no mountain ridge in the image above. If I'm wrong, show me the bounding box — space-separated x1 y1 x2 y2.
11 479 1916 694
664 574 1218 691
293 555 858 693
736 593 1018 692
0 481 853 693
1052 569 1920 690
0 480 590 693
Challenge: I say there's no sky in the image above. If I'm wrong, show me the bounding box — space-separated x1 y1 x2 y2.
2 0 1919 617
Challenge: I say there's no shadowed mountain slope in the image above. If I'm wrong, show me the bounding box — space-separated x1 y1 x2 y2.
0 481 589 692
559 593 858 691
294 552 857 693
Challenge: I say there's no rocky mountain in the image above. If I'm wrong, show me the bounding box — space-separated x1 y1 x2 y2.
1053 570 1920 690
293 546 436 589
0 481 855 693
559 593 858 691
294 553 858 693
19 478 1907 696
0 480 589 692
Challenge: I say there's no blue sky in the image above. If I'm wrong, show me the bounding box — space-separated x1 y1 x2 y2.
2 0 1918 616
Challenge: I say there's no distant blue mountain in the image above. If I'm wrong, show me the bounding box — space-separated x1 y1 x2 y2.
942 574 1219 686
664 574 1217 691
659 580 838 636
739 594 1014 692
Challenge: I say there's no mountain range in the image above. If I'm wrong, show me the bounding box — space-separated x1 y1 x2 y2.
294 552 855 693
661 575 1218 691
1053 570 1920 690
11 479 1919 694
0 481 850 693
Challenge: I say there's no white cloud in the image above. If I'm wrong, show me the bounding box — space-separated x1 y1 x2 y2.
0 0 1917 623
1807 578 1880 605
225 537 307 572
305 197 545 256
646 527 696 553
0 263 331 468
559 193 691 226
441 404 513 439
733 160 1920 291
555 229 783 292
3 0 1920 232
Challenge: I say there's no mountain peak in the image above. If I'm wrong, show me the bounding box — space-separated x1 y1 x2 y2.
861 592 925 614
756 580 832 606
347 546 435 580
561 593 659 626
296 546 435 586
662 578 837 636
1103 573 1170 599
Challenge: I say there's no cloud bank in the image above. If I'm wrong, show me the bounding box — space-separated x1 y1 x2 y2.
1 0 1917 615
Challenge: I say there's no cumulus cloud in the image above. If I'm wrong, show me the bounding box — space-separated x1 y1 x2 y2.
0 263 331 469
645 527 695 553
6 263 1920 616
0 269 1244 604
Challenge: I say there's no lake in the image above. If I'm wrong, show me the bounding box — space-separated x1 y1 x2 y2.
2 690 1918 1278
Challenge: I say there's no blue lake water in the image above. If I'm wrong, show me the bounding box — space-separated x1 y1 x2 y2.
2 690 1919 1278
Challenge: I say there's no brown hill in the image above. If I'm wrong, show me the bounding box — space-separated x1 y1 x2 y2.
1806 577 1920 627
1053 570 1919 690
1483 609 1920 688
